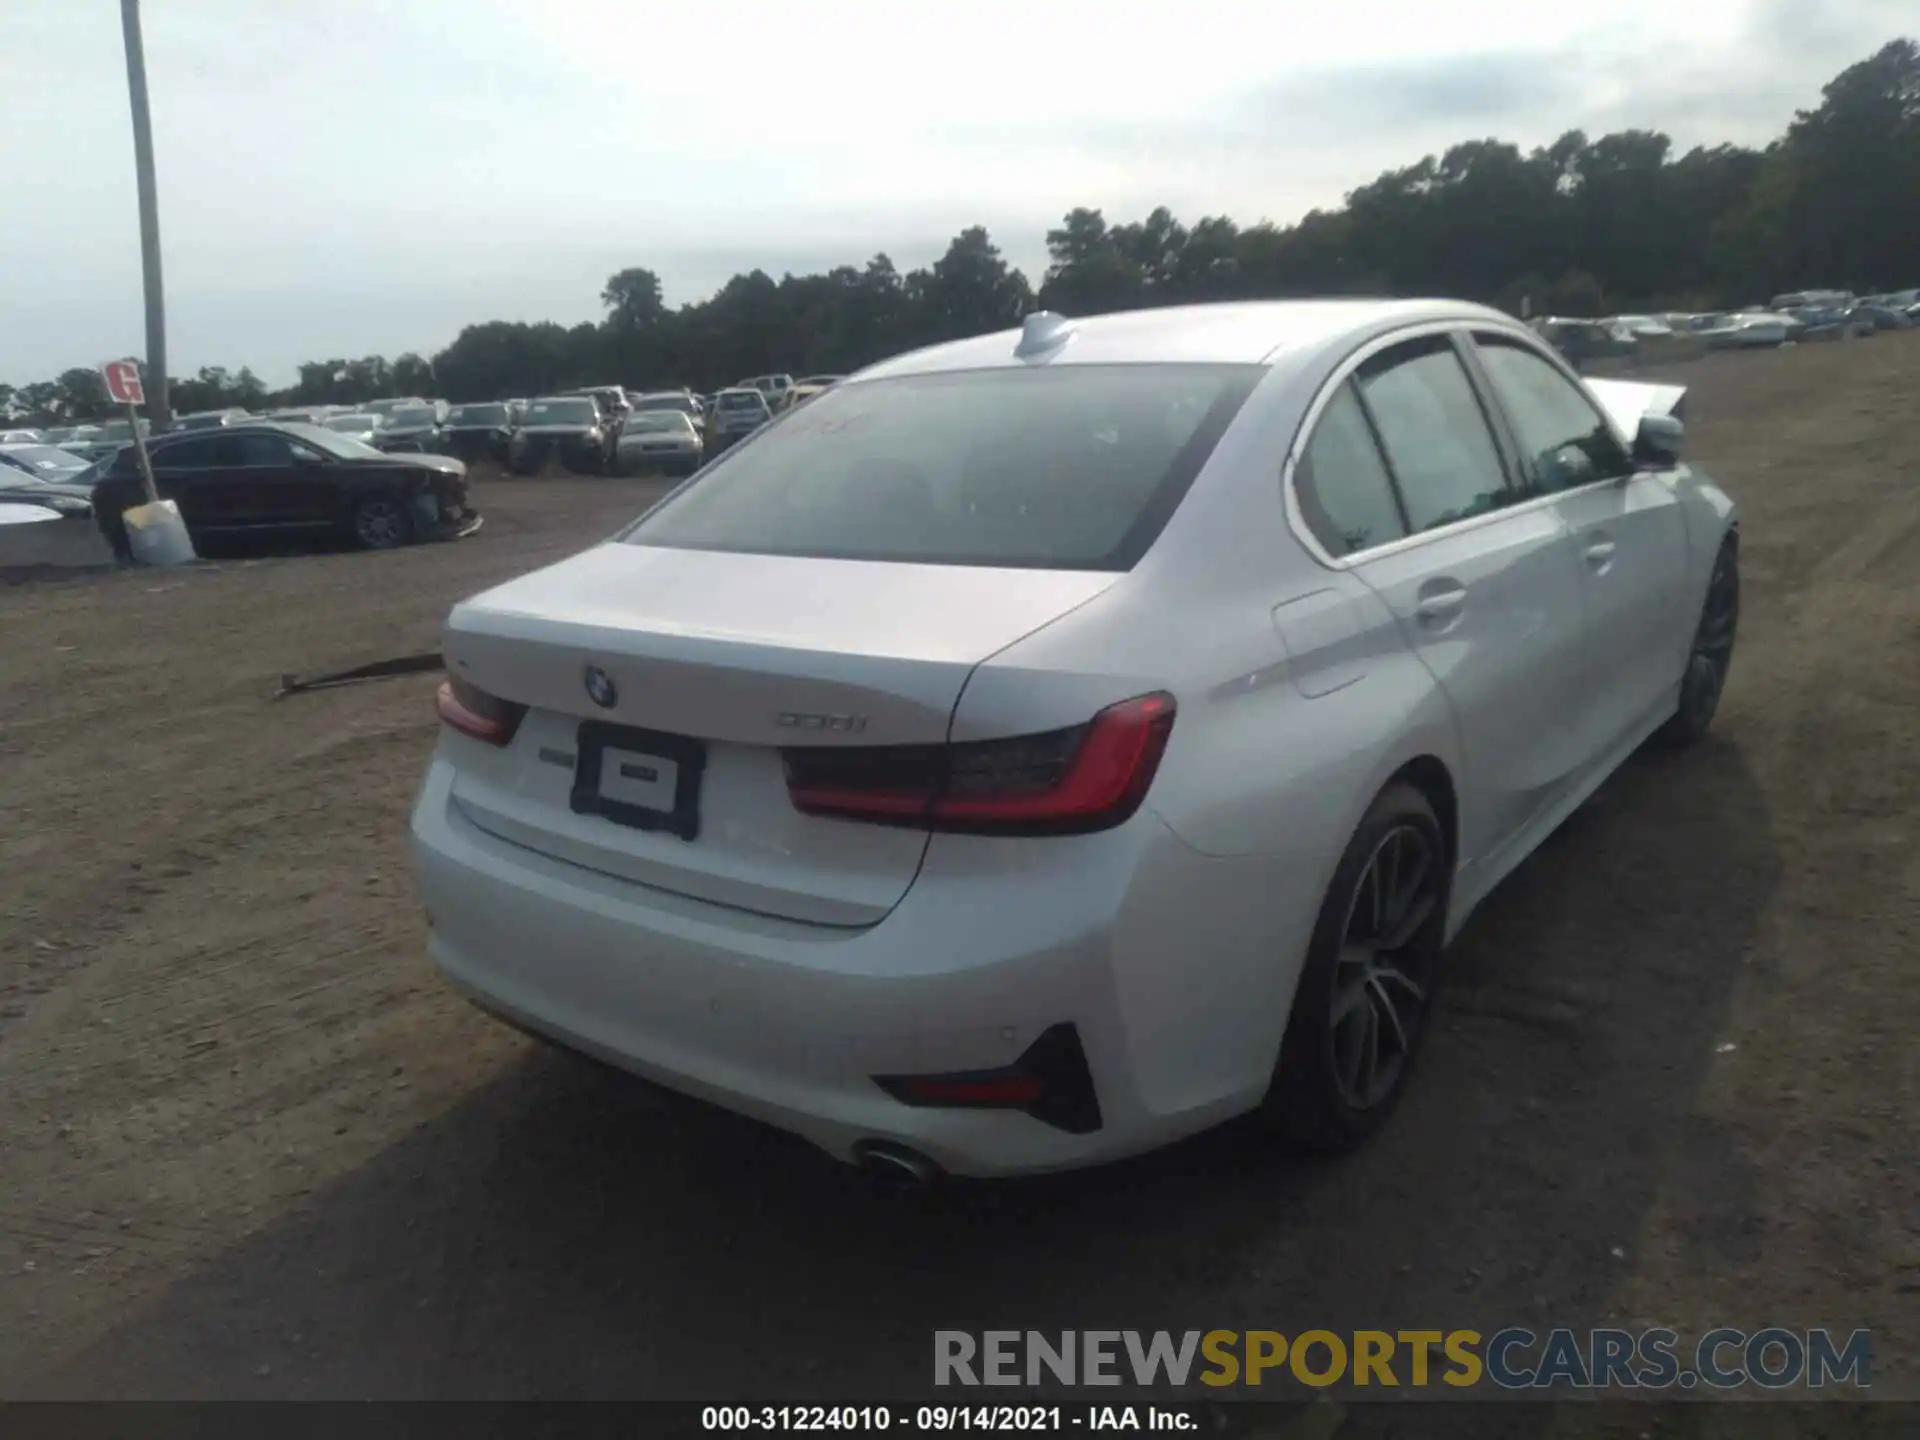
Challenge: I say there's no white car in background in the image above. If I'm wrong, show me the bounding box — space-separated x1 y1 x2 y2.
1608 314 1675 339
321 412 382 443
0 501 63 525
411 300 1739 1179
736 373 794 407
1699 312 1801 348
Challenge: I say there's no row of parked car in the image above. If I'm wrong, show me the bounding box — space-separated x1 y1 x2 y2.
1532 287 1920 364
0 370 852 546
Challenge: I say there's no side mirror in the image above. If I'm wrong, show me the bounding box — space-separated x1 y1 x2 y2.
1632 412 1685 469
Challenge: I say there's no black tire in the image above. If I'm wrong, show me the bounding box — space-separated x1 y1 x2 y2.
1658 533 1739 748
98 509 134 563
351 492 414 551
1265 782 1450 1153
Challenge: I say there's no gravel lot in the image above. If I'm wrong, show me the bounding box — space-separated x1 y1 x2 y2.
1 339 1915 1422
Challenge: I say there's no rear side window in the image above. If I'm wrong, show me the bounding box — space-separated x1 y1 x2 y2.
1295 383 1406 557
1355 338 1511 534
235 434 294 466
152 437 218 468
626 364 1261 571
1472 335 1632 494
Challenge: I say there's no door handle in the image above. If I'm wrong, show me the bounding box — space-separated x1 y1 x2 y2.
1414 589 1466 623
1584 538 1616 566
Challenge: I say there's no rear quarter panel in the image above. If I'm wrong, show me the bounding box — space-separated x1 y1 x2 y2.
963 343 1466 1112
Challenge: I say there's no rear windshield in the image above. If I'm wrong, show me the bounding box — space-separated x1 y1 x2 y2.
524 399 596 426
629 412 692 432
446 404 508 425
717 391 766 411
623 364 1260 571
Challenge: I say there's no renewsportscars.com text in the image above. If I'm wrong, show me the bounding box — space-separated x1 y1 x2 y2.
933 1328 1872 1391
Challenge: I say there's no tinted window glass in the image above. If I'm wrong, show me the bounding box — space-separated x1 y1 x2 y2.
625 364 1261 571
447 404 508 426
1296 383 1406 557
235 434 294 466
1473 335 1633 492
153 437 219 468
1356 339 1510 533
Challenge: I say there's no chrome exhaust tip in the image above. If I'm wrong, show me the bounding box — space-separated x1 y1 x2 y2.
853 1140 941 1188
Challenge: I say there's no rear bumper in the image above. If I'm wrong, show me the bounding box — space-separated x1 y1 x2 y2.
408 755 1294 1175
618 442 702 471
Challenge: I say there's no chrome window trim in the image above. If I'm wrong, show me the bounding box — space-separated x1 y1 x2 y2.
1281 317 1624 571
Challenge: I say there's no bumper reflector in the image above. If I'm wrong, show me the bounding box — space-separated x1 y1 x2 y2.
872 1023 1103 1134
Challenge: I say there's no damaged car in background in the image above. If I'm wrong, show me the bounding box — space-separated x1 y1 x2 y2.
90 421 481 556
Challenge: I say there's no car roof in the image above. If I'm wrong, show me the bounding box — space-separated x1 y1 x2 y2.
854 299 1518 381
153 420 337 444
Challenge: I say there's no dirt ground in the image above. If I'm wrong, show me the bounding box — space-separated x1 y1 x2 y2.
1 338 1916 1424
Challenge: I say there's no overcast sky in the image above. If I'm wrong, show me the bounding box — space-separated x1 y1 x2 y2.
1 0 1908 386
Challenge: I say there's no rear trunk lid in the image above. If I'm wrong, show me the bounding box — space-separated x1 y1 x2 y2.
441 543 1117 925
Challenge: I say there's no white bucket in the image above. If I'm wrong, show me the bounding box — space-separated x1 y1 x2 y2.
123 499 199 567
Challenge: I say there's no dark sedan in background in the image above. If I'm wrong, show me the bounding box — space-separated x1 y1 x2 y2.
91 422 481 555
435 402 515 463
372 402 444 454
507 395 615 474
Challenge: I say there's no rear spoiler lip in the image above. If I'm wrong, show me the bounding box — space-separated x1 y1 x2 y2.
1583 377 1689 438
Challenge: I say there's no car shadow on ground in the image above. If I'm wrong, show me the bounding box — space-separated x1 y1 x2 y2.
24 737 1781 1422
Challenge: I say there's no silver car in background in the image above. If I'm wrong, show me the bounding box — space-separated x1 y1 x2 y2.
615 409 704 475
411 300 1739 1178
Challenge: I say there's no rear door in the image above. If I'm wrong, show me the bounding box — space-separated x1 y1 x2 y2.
146 435 230 527
1338 332 1592 871
1466 332 1691 758
222 431 340 527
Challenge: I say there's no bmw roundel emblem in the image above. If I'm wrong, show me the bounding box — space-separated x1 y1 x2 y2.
583 665 618 709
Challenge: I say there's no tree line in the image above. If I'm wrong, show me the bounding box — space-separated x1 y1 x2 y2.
4 38 1914 426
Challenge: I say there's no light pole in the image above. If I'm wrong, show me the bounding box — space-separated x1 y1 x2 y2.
120 0 171 430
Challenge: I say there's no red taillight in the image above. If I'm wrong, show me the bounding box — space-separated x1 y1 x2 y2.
783 692 1176 835
887 1075 1045 1106
435 676 526 747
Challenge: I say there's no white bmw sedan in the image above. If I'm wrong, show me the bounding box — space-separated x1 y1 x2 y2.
410 300 1739 1178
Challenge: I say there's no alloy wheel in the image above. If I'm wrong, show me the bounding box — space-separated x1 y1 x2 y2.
1329 823 1442 1110
356 498 406 549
